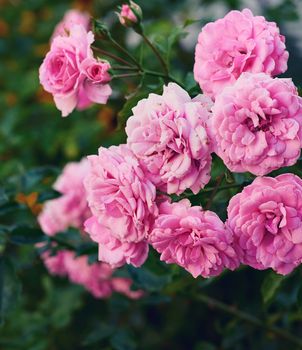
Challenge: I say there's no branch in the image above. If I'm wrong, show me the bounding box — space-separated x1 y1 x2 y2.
141 32 169 75
195 293 302 348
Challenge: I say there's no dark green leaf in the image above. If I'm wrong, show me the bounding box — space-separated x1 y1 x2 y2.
9 227 46 245
127 265 172 292
110 330 136 350
82 323 114 346
0 257 22 325
0 189 9 206
261 272 286 305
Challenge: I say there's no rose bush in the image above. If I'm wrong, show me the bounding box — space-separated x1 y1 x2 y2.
2 1 302 349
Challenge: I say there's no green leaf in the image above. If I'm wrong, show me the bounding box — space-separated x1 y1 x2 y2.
38 189 61 203
184 18 201 27
118 92 149 129
110 330 136 350
0 257 22 325
127 265 172 292
0 203 24 216
82 323 113 346
0 189 9 206
9 226 47 245
194 341 216 350
261 272 286 305
17 166 59 192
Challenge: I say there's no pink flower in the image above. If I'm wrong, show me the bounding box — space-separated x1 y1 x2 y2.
194 8 289 98
63 252 113 298
118 2 142 27
84 216 149 268
227 174 302 275
41 250 68 276
38 158 91 235
84 144 157 243
111 278 144 299
211 73 302 176
51 9 90 41
39 25 111 117
41 249 143 298
126 83 213 195
53 158 90 195
79 57 112 107
149 199 239 278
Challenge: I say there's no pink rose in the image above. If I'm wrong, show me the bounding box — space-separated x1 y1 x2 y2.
126 83 213 195
63 252 113 298
41 250 68 276
41 249 142 299
118 2 142 27
84 144 158 243
38 158 91 235
51 9 90 41
119 4 138 26
39 25 111 117
79 57 112 107
149 199 239 278
211 73 302 176
38 195 82 236
84 216 149 268
111 278 144 299
227 174 302 275
194 9 289 98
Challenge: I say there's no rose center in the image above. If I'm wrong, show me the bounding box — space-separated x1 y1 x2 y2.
246 114 272 133
261 204 287 235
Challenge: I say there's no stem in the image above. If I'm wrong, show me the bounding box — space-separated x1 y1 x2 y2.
110 37 142 69
144 69 186 89
195 294 302 348
92 46 134 67
203 183 246 193
111 66 139 71
112 72 142 79
141 32 169 75
205 173 224 210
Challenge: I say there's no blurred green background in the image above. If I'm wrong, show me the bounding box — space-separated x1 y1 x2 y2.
1 0 302 349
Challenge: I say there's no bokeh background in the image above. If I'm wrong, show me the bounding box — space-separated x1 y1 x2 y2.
1 0 302 349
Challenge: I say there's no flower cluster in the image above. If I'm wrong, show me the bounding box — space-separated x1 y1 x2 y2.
39 11 111 117
83 84 239 278
38 159 142 299
39 6 302 280
41 250 142 299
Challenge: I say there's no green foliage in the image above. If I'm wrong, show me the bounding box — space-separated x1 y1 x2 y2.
1 0 302 349
261 272 286 306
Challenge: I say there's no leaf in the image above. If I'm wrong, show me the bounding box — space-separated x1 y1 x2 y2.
127 265 172 292
75 242 98 257
82 323 114 346
0 203 24 216
110 330 136 350
166 26 187 60
9 226 47 245
17 166 59 192
38 189 61 203
184 18 201 27
117 92 149 129
0 257 22 325
261 272 286 305
194 342 216 350
0 189 9 206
